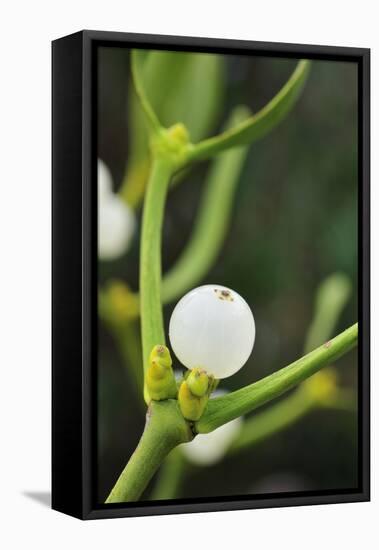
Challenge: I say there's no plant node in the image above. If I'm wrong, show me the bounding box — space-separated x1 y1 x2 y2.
150 123 192 167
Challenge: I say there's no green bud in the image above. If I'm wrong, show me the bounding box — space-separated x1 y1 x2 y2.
149 344 172 368
146 345 177 401
187 368 209 397
178 379 208 421
150 123 191 166
167 123 190 146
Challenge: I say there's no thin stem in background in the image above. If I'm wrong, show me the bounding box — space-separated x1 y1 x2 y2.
229 390 313 454
304 273 352 354
130 50 162 135
150 448 186 501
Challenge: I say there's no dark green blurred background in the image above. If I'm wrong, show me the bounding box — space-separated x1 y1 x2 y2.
98 47 358 502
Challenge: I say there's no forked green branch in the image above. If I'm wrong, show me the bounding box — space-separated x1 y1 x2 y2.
186 60 311 162
196 323 358 433
106 400 192 503
106 324 357 502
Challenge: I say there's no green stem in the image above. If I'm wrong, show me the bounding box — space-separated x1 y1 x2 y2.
106 400 191 503
196 323 358 433
140 157 175 401
131 50 162 134
106 106 251 314
161 106 251 303
150 447 186 500
228 272 354 453
229 385 357 455
187 60 310 161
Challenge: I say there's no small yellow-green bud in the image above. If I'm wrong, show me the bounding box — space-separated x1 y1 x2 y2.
167 123 190 146
178 380 208 421
149 345 172 369
187 368 209 397
151 123 190 166
146 345 177 401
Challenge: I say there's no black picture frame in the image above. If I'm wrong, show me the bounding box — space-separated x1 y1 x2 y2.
52 30 370 520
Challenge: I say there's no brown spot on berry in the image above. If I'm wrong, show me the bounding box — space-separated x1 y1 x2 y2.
214 288 234 301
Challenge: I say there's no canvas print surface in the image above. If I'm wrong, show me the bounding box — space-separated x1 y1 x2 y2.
97 47 358 505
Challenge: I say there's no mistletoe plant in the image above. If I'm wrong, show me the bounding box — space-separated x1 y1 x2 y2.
105 52 358 503
152 272 356 500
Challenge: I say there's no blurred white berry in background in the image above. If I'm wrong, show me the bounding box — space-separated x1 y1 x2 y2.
169 284 255 379
98 158 113 198
180 390 243 465
98 159 136 261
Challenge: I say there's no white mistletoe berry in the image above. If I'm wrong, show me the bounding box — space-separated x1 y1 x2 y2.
98 159 136 261
98 159 113 198
169 284 255 379
181 390 242 465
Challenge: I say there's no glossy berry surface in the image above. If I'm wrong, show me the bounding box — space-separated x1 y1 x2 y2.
169 284 255 379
